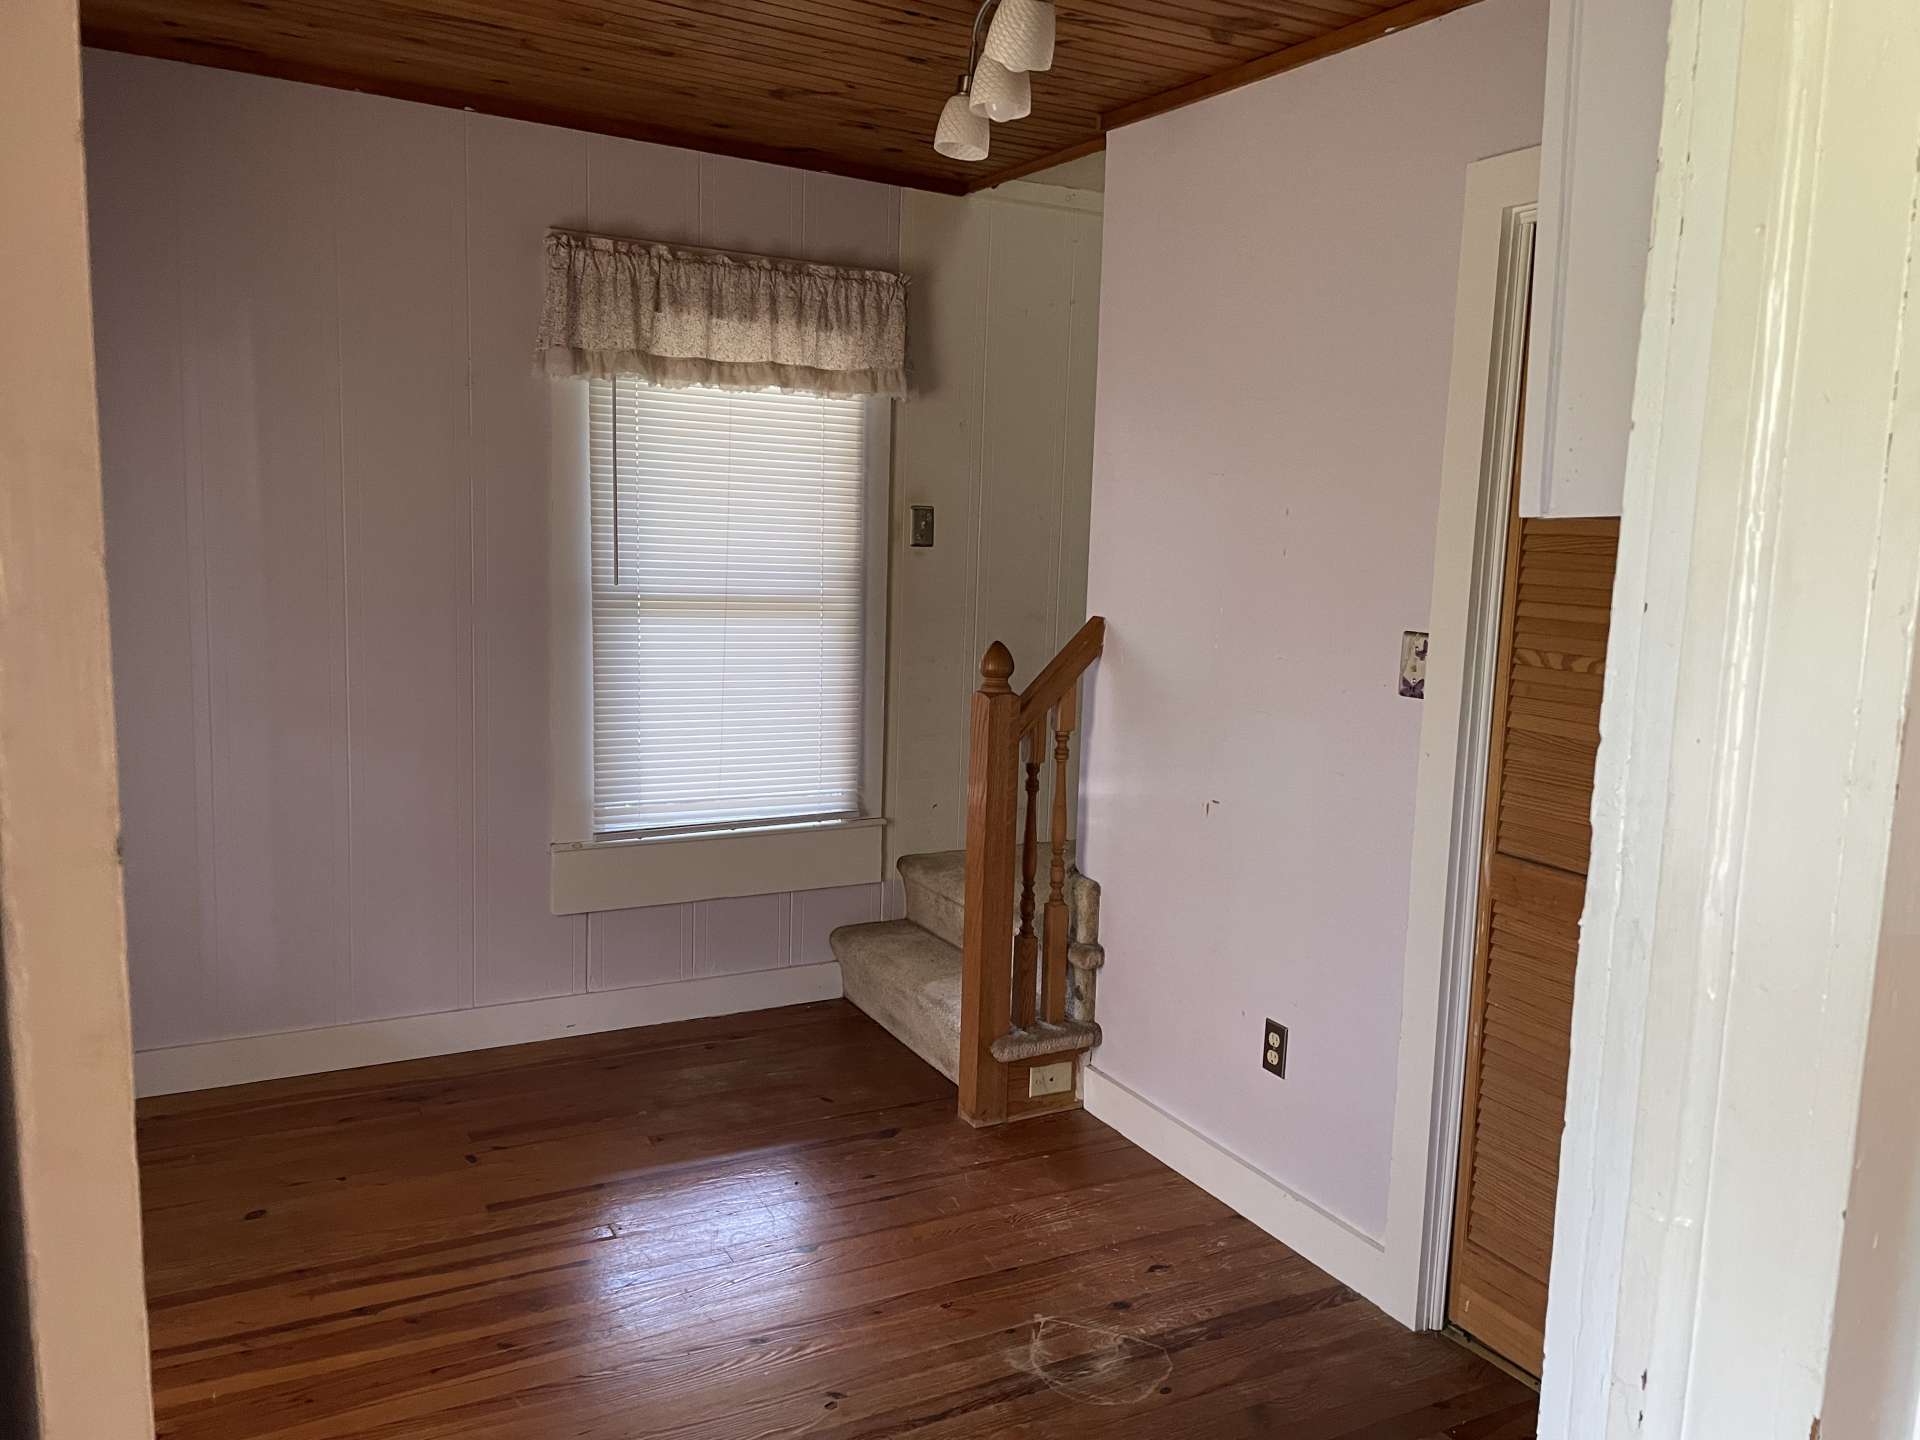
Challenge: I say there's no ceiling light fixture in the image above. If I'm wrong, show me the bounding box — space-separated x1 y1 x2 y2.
934 75 991 161
968 57 1032 122
932 0 1056 160
982 0 1056 74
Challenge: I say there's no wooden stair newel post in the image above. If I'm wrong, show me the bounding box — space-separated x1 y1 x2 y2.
959 641 1019 1127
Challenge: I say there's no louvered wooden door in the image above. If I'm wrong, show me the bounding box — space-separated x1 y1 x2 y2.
1447 506 1619 1375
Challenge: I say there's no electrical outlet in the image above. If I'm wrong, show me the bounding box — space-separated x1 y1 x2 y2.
1028 1061 1074 1098
1262 1020 1288 1079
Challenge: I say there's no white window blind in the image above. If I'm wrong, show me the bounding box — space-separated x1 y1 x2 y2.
590 380 869 835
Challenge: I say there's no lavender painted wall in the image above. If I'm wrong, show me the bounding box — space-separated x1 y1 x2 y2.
1078 0 1550 1238
85 52 896 1052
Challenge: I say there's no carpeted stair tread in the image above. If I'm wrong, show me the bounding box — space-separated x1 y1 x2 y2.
898 845 1073 950
830 920 963 1084
897 850 967 949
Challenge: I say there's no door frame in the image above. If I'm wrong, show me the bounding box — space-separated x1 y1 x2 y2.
1 0 156 1434
1539 1 1920 1431
1380 145 1539 1329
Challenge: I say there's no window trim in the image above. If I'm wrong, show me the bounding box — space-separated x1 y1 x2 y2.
547 380 891 914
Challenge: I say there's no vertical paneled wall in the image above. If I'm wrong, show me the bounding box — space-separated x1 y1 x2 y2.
85 52 898 1053
888 183 1104 872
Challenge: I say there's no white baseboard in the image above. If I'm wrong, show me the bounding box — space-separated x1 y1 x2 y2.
134 962 844 1097
1082 1066 1401 1319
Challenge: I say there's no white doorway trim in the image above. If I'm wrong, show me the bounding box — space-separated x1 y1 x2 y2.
1539 0 1920 1434
1381 144 1539 1328
0 0 156 1433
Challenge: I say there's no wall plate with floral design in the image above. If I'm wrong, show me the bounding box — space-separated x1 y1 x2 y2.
1399 631 1428 699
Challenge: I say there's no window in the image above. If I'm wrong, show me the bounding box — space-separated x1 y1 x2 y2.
588 380 875 837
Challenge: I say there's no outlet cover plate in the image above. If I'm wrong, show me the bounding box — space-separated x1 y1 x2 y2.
1263 1020 1288 1078
1028 1061 1074 1098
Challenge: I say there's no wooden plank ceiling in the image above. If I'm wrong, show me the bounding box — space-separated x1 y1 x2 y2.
81 0 1483 193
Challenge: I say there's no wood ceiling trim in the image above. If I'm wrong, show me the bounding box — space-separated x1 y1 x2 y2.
1075 0 1319 54
1101 0 1486 129
79 27 971 193
967 135 1108 192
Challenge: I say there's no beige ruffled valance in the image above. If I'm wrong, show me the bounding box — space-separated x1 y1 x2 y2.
535 230 909 397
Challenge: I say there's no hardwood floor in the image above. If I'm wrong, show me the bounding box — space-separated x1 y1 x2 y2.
138 1001 1537 1438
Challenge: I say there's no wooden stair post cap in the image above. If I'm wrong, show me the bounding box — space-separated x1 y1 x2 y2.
979 642 1015 694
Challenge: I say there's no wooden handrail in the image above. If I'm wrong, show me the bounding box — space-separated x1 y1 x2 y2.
957 617 1106 1127
1016 616 1106 731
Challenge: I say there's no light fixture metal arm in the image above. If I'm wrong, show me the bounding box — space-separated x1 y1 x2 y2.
966 0 999 77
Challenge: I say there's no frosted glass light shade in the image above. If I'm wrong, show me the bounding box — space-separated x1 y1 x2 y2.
967 58 1031 122
934 84 990 160
982 0 1055 73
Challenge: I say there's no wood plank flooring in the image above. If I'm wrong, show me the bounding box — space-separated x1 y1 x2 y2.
138 1000 1537 1438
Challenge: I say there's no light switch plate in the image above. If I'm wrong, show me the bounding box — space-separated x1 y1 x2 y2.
1399 631 1428 699
910 505 936 548
1028 1061 1074 1098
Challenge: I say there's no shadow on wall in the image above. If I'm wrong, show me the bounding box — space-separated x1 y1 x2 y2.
0 973 40 1439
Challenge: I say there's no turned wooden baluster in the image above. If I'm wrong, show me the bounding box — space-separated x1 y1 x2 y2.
1013 724 1043 1029
1042 685 1077 1024
957 641 1019 1128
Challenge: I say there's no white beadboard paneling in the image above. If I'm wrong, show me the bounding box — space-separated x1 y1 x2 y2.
975 198 1084 888
979 199 1075 680
584 133 699 242
1050 204 1103 836
1059 216 1102 652
698 152 804 257
86 57 209 1051
468 113 591 1005
336 92 476 1023
887 186 1103 867
802 172 903 270
587 903 693 991
891 193 990 867
182 63 352 1040
694 892 792 976
86 52 907 1071
791 884 884 967
135 963 845 1096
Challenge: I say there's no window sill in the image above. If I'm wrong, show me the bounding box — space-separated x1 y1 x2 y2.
549 816 887 915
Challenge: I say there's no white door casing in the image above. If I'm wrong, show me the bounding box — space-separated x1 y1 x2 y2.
1396 144 1539 1331
1539 0 1920 1436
